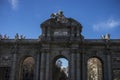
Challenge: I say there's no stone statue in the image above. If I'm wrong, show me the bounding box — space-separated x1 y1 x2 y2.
15 33 19 40
4 34 7 39
105 33 110 40
20 35 25 39
101 33 110 40
50 13 56 19
20 35 23 39
50 10 68 23
101 35 105 39
15 33 26 40
3 34 9 39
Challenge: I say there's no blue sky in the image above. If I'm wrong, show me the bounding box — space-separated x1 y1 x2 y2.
0 0 120 39
57 58 68 68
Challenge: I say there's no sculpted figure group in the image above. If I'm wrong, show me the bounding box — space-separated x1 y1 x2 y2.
50 10 68 23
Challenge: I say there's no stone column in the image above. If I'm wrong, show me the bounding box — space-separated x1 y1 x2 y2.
40 53 45 80
35 53 40 80
45 53 50 80
106 52 112 80
10 53 16 80
76 53 80 80
104 42 112 80
70 53 75 80
82 52 86 80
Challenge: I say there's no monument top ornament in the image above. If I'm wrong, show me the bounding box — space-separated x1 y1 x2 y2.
41 10 82 28
50 10 68 23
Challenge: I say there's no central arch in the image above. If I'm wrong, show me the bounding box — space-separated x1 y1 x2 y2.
52 55 69 80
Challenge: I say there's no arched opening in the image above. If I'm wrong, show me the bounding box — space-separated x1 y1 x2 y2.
53 56 69 80
20 57 35 80
87 58 103 80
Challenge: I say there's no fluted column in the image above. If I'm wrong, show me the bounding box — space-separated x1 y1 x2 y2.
82 52 86 80
10 44 18 80
10 53 16 80
40 53 45 80
35 53 40 80
106 51 112 80
70 53 75 80
45 53 50 80
76 53 80 80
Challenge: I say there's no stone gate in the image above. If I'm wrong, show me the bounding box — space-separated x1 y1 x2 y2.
0 11 120 80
